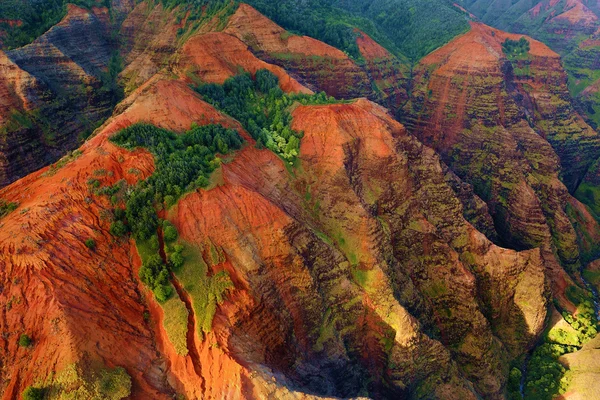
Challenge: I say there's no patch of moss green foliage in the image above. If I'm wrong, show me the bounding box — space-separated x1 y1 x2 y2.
502 37 531 60
523 286 598 400
169 242 233 335
28 362 132 400
523 343 574 400
0 0 111 50
18 333 32 347
21 386 44 400
506 366 523 400
41 149 83 177
575 182 600 218
0 198 18 219
195 69 339 164
245 0 469 61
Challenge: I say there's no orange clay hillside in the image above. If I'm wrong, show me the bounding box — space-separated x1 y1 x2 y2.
404 20 600 286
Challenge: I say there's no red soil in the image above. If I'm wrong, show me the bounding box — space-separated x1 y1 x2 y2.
422 22 558 76
0 77 241 399
225 4 348 60
178 32 311 94
356 30 393 60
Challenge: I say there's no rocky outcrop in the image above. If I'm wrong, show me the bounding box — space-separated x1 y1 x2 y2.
223 4 375 100
355 29 410 111
0 5 117 188
403 23 600 281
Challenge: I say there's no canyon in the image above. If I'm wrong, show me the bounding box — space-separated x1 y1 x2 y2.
0 1 599 399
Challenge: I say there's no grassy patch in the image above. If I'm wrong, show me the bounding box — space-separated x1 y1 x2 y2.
171 242 233 335
35 362 131 400
42 150 83 177
0 199 18 219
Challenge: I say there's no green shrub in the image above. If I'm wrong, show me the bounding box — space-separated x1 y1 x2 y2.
18 334 32 347
0 199 18 219
163 222 178 243
502 37 531 59
84 238 96 250
95 366 132 399
21 386 43 400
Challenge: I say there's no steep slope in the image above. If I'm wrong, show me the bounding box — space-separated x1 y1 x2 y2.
223 4 374 100
404 22 600 275
460 0 600 51
2 2 600 400
246 0 470 62
0 5 119 188
458 0 600 131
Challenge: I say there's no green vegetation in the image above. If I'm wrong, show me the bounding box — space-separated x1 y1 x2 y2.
575 182 600 218
195 69 338 164
502 37 531 60
42 150 83 177
105 122 242 346
31 363 131 399
506 366 522 400
110 123 243 242
18 334 32 347
523 343 574 400
84 238 96 250
170 242 233 335
0 199 18 219
21 386 43 400
523 286 598 400
94 367 132 400
102 122 243 352
0 0 110 50
246 0 469 61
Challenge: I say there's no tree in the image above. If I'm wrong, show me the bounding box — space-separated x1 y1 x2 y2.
109 220 128 237
163 223 178 243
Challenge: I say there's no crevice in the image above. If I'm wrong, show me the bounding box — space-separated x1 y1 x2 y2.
157 226 206 394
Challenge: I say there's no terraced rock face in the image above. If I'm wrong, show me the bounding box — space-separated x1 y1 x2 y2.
223 4 378 100
355 29 410 112
461 0 600 52
0 5 116 188
404 23 600 277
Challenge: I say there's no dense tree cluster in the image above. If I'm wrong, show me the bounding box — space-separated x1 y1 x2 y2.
523 343 574 400
502 37 531 59
196 69 337 164
522 286 599 400
246 0 469 61
110 123 243 240
108 123 243 300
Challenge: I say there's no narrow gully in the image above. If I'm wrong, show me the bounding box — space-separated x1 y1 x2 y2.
157 226 205 388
